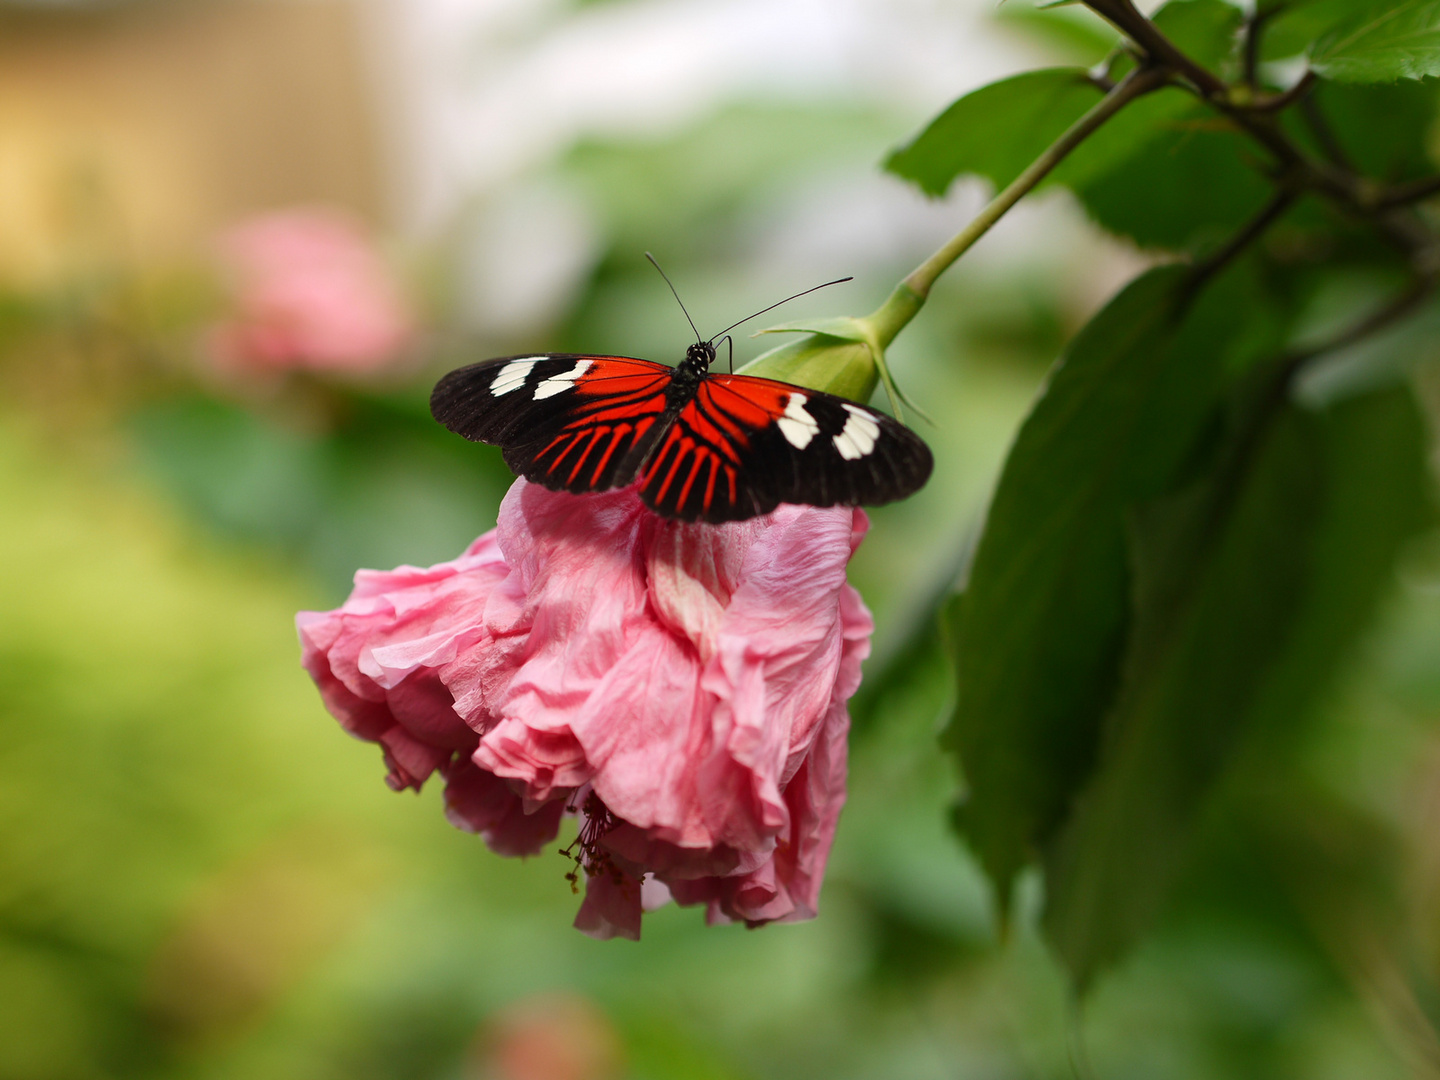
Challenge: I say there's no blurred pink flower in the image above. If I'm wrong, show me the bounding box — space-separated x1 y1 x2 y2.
297 479 872 939
208 207 414 376
474 992 623 1080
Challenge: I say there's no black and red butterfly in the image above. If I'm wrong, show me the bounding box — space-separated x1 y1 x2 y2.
430 272 932 524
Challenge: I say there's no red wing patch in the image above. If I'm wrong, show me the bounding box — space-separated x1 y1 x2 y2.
637 373 934 522
638 376 795 521
431 354 675 494
529 374 672 490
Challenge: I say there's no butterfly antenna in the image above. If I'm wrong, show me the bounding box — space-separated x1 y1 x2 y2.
708 276 853 343
645 252 702 344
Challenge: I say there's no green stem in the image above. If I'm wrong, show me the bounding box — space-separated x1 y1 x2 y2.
1079 1 1430 261
866 65 1168 350
1379 173 1440 209
1187 188 1298 294
1084 0 1227 98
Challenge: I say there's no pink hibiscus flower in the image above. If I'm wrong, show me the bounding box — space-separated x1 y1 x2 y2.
208 207 415 377
297 479 872 939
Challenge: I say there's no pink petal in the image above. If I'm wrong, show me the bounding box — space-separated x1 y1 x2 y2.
693 505 865 852
208 208 415 376
468 483 653 800
443 760 565 857
297 530 512 791
573 870 643 941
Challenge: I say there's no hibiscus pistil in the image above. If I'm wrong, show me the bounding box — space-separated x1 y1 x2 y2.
561 791 624 895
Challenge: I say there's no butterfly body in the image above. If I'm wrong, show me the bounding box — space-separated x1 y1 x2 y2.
431 341 932 524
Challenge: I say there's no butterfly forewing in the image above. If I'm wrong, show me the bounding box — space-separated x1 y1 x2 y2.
431 354 674 493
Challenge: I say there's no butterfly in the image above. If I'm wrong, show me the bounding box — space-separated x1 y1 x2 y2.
429 267 933 524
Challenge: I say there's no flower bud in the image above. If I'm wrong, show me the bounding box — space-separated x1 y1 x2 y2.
743 282 925 417
739 319 878 403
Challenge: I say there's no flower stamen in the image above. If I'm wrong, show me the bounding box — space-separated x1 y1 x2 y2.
558 791 621 894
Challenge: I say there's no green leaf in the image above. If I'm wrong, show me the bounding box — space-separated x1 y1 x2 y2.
754 316 870 341
884 69 1102 198
1258 0 1351 61
1063 99 1275 251
1312 0 1440 82
995 5 1119 64
1286 77 1440 182
1044 88 1189 192
1041 382 1433 990
1258 0 1392 50
1151 0 1246 73
1043 396 1327 990
1243 384 1435 746
992 3 1121 67
942 265 1246 912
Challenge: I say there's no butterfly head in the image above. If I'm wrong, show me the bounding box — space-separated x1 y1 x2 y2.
645 252 851 379
683 340 717 373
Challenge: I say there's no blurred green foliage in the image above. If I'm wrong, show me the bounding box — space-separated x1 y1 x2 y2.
898 0 1440 1054
5 0 1440 1077
7 413 1437 1079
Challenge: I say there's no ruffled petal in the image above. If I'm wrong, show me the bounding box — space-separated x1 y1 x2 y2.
443 760 565 857
300 479 873 938
573 870 643 941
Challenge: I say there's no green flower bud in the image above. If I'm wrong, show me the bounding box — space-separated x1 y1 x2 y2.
738 323 878 403
740 283 926 419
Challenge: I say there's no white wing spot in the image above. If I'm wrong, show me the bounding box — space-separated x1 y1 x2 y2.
833 404 881 460
776 392 820 450
533 358 593 399
490 358 542 396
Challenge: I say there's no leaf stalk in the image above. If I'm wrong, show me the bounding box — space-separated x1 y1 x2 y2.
859 64 1170 357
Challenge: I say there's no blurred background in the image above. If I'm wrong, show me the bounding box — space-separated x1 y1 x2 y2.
3 0 1439 1077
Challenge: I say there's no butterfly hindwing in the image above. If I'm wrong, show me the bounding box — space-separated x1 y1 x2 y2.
638 374 933 523
430 354 675 493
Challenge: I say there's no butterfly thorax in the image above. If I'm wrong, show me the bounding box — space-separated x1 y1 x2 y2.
664 342 715 409
679 342 716 379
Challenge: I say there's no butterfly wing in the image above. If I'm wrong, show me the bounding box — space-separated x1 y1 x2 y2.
637 373 933 523
430 354 676 493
